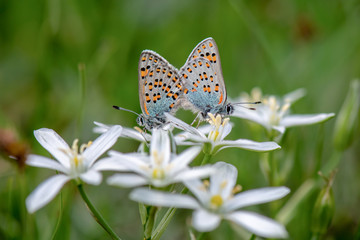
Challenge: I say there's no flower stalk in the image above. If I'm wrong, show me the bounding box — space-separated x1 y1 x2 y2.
77 183 122 240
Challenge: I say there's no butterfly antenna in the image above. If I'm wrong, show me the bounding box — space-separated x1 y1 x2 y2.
113 105 141 117
232 101 261 110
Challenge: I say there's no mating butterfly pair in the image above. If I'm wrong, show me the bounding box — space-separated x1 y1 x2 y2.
117 38 234 130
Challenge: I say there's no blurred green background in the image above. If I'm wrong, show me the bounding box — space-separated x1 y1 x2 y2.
0 0 359 239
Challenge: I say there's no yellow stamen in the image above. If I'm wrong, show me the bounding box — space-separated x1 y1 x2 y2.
152 168 165 179
80 141 92 153
220 180 228 190
134 126 143 133
232 185 242 195
210 195 223 208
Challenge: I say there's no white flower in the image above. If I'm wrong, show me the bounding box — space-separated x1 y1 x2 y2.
107 129 214 188
130 162 289 238
232 88 335 136
93 121 151 142
166 113 280 154
26 126 123 213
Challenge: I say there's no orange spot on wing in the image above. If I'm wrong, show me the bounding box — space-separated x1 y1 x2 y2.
143 103 149 115
141 69 148 78
209 42 213 47
218 92 223 104
191 89 197 92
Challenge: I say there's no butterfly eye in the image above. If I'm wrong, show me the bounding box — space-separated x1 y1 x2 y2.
136 116 145 126
226 104 234 115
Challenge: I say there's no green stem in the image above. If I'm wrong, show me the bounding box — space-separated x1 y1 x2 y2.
196 232 205 240
200 153 212 166
151 187 188 240
50 190 63 240
263 151 277 186
144 206 157 240
313 124 325 176
77 184 121 240
249 234 256 240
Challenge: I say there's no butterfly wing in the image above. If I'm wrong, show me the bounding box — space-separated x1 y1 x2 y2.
138 50 183 120
180 38 227 115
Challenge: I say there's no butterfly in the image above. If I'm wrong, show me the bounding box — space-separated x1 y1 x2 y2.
180 38 234 121
114 50 184 131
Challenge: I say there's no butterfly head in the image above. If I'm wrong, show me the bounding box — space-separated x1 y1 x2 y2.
224 103 234 116
136 115 146 127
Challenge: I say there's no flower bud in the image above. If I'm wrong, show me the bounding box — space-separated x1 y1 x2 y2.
333 79 360 151
311 172 336 235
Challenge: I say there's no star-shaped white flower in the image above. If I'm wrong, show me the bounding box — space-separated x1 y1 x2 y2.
107 129 214 188
26 125 123 213
166 113 280 154
232 88 335 137
93 121 151 142
130 162 289 238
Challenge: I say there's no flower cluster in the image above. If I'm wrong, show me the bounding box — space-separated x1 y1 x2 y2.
25 88 334 239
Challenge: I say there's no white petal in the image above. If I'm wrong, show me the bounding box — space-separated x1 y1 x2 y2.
150 129 171 166
225 187 290 211
192 209 221 232
26 155 69 174
83 125 122 167
108 152 149 176
184 179 209 204
171 146 202 170
226 211 288 238
91 157 129 172
93 121 151 142
172 166 215 182
219 139 281 152
33 128 71 168
93 121 110 133
122 127 151 142
210 162 237 199
80 170 102 185
26 174 70 213
232 108 266 128
165 113 206 138
272 125 286 134
283 88 306 103
107 173 148 187
280 113 335 128
219 123 232 141
130 188 200 209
